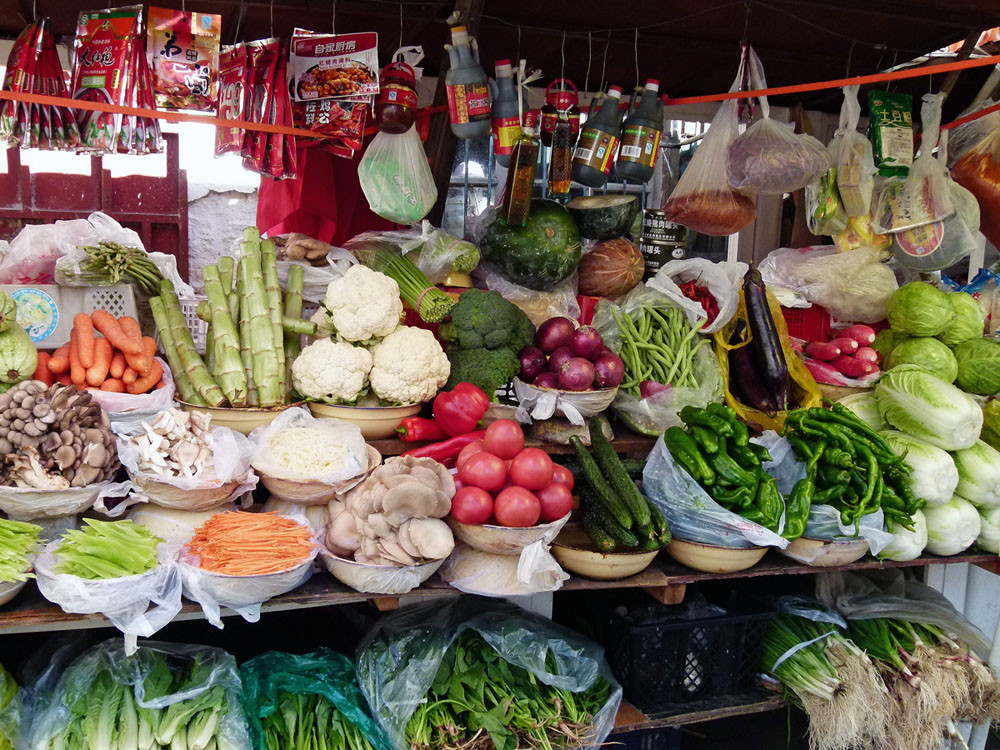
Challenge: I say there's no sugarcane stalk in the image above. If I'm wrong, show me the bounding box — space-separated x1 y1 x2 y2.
239 241 280 407
234 258 256 405
260 238 286 398
202 264 248 407
196 298 216 374
283 263 304 380
217 255 235 295
227 291 239 325
148 296 206 406
158 280 226 407
282 316 316 336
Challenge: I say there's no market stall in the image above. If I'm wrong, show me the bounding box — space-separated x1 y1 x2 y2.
0 1 998 749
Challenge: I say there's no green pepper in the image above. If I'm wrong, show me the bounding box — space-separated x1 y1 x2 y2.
855 444 879 512
786 435 815 462
707 403 749 446
665 427 715 486
800 419 853 452
691 426 720 455
807 442 827 473
813 484 847 503
748 442 773 463
819 464 850 487
740 507 770 527
729 443 761 470
820 448 854 470
783 467 816 542
709 484 754 508
755 475 785 531
679 405 732 437
710 450 756 487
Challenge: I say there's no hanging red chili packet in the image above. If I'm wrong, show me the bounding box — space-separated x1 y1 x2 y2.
215 43 248 156
71 6 141 152
147 7 221 112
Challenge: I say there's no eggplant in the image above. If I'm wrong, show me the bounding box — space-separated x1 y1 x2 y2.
728 322 779 414
743 267 790 410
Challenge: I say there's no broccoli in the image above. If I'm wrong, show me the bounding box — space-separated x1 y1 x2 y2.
439 289 537 399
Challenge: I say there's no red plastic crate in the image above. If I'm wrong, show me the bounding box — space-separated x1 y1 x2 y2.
781 305 831 342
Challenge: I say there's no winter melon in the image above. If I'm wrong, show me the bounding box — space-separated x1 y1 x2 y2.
480 199 581 291
566 195 639 240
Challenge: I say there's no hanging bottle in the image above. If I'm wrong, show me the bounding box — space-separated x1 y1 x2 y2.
548 113 573 198
374 56 418 134
540 78 581 147
500 125 540 226
444 26 491 139
572 85 622 188
616 79 663 183
490 59 522 168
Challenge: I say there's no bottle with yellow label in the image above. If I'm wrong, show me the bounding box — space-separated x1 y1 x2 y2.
500 125 540 226
572 85 622 188
615 79 662 183
491 59 522 168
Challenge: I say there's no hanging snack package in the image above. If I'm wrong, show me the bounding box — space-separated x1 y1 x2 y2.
240 38 298 179
951 103 1000 251
71 6 142 153
726 47 830 195
215 43 247 155
868 89 913 176
662 53 756 234
835 85 877 215
147 7 221 112
121 18 163 155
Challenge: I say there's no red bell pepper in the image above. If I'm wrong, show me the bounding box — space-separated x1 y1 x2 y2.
433 383 489 436
396 417 448 442
401 430 487 468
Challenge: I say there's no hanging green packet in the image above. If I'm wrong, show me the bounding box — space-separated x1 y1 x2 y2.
240 649 392 750
868 90 913 176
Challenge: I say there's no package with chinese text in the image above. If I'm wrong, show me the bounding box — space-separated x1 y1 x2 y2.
147 7 222 112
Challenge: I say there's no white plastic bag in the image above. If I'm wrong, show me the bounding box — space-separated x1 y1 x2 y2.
513 378 617 426
248 406 369 484
438 543 568 596
835 86 877 216
642 434 789 549
0 481 130 521
342 222 476 284
757 245 898 323
726 47 830 194
0 218 92 284
358 125 437 225
276 259 340 304
34 541 182 654
476 262 581 327
89 357 176 435
646 258 748 333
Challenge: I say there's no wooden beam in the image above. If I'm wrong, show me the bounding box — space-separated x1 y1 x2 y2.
940 30 987 100
643 584 686 605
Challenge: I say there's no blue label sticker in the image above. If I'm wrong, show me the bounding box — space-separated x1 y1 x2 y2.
12 288 58 342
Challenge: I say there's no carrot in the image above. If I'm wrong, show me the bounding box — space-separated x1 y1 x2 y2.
117 315 144 359
124 334 156 377
68 329 86 386
185 512 315 576
32 352 53 386
127 359 163 394
55 372 72 386
90 310 141 355
122 367 137 385
47 344 70 374
73 313 95 368
109 350 127 379
99 378 126 393
85 337 113 387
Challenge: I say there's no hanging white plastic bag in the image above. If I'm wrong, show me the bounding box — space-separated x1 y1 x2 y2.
0 480 131 521
34 540 182 654
642 434 788 549
646 257 749 334
835 85 877 216
871 93 953 234
726 47 830 194
88 357 176 435
358 125 437 225
805 135 848 236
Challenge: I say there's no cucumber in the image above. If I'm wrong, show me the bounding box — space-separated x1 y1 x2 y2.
583 488 640 547
589 417 652 527
569 436 633 530
647 497 671 544
620 458 646 480
582 512 616 552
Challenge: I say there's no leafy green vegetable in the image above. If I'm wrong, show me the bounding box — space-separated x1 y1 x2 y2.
886 281 954 337
0 519 40 582
879 430 958 508
872 329 910 363
976 506 1000 552
922 495 981 555
874 365 982 451
0 663 18 750
951 440 1000 509
953 337 1000 395
879 508 928 561
55 519 161 579
837 392 885 430
887 337 958 382
982 399 1000 453
937 292 985 347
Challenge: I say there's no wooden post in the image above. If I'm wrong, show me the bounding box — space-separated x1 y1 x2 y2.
940 31 983 101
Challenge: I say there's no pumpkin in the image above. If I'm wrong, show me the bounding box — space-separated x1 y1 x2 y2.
0 291 16 334
0 324 37 387
577 238 644 297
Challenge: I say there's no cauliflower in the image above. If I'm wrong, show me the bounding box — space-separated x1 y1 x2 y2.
291 338 373 404
370 327 450 405
324 265 403 342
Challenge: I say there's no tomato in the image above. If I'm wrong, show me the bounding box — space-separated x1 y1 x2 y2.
536 482 573 523
456 439 487 471
484 419 524 460
551 463 575 490
457 451 507 492
493 486 541 527
450 486 494 525
453 474 466 492
509 447 554 491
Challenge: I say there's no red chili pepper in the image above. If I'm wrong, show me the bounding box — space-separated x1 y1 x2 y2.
396 416 448 442
401 430 487 464
433 385 488 436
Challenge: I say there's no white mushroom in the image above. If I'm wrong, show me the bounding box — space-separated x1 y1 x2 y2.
402 518 455 560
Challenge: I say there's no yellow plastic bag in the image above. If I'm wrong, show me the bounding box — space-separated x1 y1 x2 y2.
713 286 821 432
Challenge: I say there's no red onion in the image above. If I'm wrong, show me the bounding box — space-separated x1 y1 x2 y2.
559 358 596 391
518 346 548 381
595 345 616 359
593 352 625 388
535 317 576 353
639 380 671 399
548 345 574 372
533 372 559 389
571 326 604 360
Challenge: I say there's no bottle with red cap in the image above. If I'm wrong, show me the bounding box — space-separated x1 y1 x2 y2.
615 78 663 183
539 78 581 147
572 85 623 188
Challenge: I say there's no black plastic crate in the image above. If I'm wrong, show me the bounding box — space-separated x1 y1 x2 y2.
605 727 683 749
604 591 776 714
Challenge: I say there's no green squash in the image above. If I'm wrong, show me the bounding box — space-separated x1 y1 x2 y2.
0 291 16 334
0 324 37 386
566 194 639 240
480 199 581 291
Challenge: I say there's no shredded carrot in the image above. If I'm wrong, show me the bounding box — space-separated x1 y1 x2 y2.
185 512 315 576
